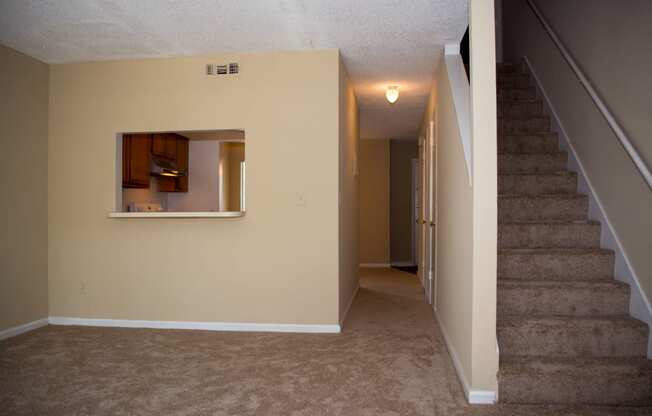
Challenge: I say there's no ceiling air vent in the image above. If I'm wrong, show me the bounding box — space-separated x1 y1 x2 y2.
206 63 240 76
216 65 228 75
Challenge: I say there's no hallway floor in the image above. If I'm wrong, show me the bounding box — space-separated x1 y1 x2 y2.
1 268 650 415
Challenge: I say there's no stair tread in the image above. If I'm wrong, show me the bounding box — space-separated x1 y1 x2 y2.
499 151 565 155
500 132 557 137
499 220 599 225
499 247 613 254
500 356 652 373
498 278 627 288
500 131 555 136
498 100 540 104
499 194 586 199
499 115 549 120
499 171 575 177
499 314 645 325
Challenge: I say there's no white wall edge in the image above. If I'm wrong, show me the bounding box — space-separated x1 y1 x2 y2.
49 317 341 334
340 282 360 326
0 318 49 341
524 57 652 358
434 313 497 405
444 44 461 55
359 263 391 268
443 44 473 184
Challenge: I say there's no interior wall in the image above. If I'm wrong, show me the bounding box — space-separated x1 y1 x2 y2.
48 50 342 326
358 139 390 265
0 45 49 331
504 0 652 320
426 60 474 393
389 139 417 264
423 0 499 399
338 56 360 321
167 141 220 212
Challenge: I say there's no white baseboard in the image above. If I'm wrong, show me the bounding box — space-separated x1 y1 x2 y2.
434 313 497 405
390 261 417 267
359 263 390 268
49 317 341 334
0 318 49 341
340 283 360 326
524 56 652 358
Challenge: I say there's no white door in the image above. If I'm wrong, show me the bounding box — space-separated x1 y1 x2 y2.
411 159 419 266
427 120 437 306
418 131 432 304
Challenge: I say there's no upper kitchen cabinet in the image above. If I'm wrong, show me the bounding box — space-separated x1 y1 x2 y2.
175 137 189 192
151 133 177 160
154 135 189 193
122 134 151 188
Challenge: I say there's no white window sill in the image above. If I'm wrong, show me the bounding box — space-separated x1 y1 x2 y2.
108 211 245 219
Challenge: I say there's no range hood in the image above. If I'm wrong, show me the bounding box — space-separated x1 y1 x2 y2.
150 157 186 178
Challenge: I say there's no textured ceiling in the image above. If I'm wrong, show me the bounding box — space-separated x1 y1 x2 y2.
0 0 468 139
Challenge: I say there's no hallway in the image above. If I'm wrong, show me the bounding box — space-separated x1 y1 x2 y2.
1 268 650 415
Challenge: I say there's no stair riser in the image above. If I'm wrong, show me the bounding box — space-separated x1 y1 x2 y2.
498 320 648 357
498 251 614 280
499 371 652 405
498 284 630 316
498 88 537 100
499 174 577 195
497 63 521 74
499 197 587 222
498 76 532 89
498 223 600 249
499 117 550 134
498 101 542 118
498 135 559 154
499 153 567 173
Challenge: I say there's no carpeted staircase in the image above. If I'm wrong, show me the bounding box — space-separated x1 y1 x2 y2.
496 62 652 405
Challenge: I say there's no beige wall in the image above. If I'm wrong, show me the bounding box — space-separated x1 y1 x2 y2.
504 0 652 318
426 61 474 389
423 0 498 398
358 139 390 264
338 57 360 321
48 50 342 325
0 45 49 331
390 140 417 264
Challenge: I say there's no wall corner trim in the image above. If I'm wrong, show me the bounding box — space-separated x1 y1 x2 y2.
434 313 497 405
48 317 341 334
0 318 49 341
340 283 360 326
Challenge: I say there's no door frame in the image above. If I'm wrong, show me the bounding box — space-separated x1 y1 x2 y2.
411 158 419 266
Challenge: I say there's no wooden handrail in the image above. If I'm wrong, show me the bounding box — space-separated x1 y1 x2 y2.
526 0 652 190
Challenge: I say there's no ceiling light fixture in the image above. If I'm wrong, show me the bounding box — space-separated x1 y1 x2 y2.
386 86 399 104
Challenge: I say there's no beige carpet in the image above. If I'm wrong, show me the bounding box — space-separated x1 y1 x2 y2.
1 268 650 415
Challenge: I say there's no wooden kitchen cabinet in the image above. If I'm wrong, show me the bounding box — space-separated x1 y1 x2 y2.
175 137 189 192
122 134 151 188
156 135 189 193
151 133 177 160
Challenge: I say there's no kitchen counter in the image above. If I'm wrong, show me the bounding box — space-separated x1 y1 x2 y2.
108 211 244 218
